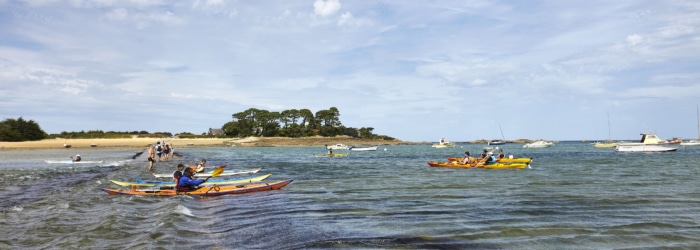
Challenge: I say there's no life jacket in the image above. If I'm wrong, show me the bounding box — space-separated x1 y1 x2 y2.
156 144 163 152
176 175 193 192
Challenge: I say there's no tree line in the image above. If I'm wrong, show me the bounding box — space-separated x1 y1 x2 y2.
1 107 394 141
223 107 393 140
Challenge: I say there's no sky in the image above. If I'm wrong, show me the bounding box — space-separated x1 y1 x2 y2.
1 0 700 142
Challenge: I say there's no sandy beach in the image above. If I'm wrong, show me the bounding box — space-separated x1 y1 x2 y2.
0 136 415 150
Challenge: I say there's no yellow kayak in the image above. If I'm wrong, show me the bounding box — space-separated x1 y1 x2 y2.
447 157 532 164
110 174 272 187
428 161 527 169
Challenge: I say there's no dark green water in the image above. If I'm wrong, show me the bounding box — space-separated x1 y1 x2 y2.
1 142 699 249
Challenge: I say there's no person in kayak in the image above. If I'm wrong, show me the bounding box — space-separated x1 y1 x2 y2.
496 149 505 160
177 167 211 192
459 151 474 165
484 152 497 164
173 164 185 183
195 159 206 173
70 154 81 162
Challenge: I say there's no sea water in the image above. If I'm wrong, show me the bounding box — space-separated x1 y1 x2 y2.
0 142 699 249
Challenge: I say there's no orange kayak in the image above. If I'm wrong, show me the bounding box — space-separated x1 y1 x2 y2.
102 179 293 196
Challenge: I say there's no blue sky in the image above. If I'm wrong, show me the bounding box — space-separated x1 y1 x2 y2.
1 0 699 142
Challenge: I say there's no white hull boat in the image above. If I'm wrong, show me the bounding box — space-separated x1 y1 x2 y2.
432 138 456 148
349 146 378 151
326 144 349 150
615 133 679 152
523 141 554 148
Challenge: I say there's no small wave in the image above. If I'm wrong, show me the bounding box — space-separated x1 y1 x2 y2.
174 204 194 216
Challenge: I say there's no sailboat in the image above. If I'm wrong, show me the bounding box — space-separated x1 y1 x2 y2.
592 112 617 148
680 105 700 146
488 121 506 145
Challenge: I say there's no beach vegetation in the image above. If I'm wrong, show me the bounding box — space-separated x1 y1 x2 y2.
223 107 394 140
0 117 48 141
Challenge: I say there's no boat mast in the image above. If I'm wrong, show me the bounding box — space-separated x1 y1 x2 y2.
607 111 611 141
498 121 505 140
697 104 699 140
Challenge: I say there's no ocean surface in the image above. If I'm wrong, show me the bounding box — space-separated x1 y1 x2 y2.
1 142 699 249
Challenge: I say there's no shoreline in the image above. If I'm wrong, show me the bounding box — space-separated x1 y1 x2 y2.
0 136 418 150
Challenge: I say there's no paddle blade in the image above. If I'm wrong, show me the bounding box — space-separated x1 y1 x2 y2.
210 165 226 177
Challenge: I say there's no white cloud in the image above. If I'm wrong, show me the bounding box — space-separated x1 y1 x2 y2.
313 0 341 16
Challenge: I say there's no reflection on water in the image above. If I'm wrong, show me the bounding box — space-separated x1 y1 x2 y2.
1 143 699 249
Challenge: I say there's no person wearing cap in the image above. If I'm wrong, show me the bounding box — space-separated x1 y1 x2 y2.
70 154 81 162
484 151 497 164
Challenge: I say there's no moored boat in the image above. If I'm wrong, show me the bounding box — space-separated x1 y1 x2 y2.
427 161 527 169
615 133 679 152
349 146 378 151
523 141 554 148
432 138 456 148
592 141 617 148
110 174 272 187
102 179 293 196
326 144 349 150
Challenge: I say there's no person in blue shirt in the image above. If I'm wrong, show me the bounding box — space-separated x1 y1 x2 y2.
177 167 211 192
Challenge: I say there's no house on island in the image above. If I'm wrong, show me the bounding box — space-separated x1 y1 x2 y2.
208 128 224 136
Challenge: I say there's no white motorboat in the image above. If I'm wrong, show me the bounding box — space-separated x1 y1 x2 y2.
523 141 554 148
680 140 700 146
615 133 679 152
326 144 349 150
349 146 378 151
432 138 456 148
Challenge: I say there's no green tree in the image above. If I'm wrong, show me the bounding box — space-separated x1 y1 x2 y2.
0 117 47 141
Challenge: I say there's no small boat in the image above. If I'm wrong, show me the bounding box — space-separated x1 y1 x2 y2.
432 138 456 148
615 133 679 152
314 153 349 157
680 140 700 146
63 144 71 148
487 140 506 145
151 168 262 178
326 144 349 150
45 160 105 164
110 174 272 187
427 161 527 169
102 179 293 196
349 146 378 151
447 157 532 164
681 105 700 146
592 141 618 148
523 141 554 148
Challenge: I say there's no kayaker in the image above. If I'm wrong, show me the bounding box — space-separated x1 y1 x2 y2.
178 167 211 192
497 149 505 160
484 152 497 164
195 159 206 173
70 154 81 162
328 148 333 155
173 164 185 182
479 149 488 161
460 151 474 165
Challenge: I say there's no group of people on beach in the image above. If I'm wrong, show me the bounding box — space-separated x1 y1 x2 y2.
147 141 174 170
458 148 506 166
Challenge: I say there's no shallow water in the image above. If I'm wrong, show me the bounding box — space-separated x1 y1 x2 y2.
1 142 699 249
